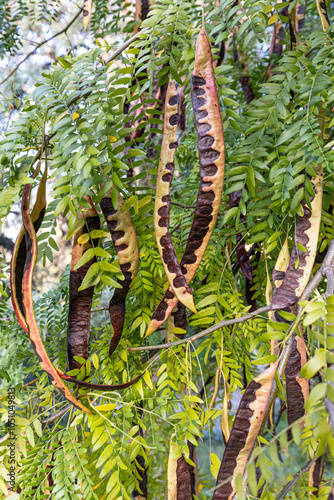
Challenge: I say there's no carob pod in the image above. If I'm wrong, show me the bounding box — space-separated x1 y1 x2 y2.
147 28 225 336
154 79 196 313
100 189 139 356
18 181 91 414
67 198 101 370
11 163 46 333
271 170 323 309
83 0 92 29
212 360 279 500
167 444 195 500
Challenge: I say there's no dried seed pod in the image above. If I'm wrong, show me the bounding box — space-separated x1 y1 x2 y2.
296 2 306 32
19 183 91 414
67 199 101 370
147 28 225 336
155 80 196 313
271 170 323 309
167 442 195 500
166 302 188 342
269 237 290 356
100 189 139 355
212 360 279 500
132 402 148 500
134 0 150 32
285 333 309 437
316 0 330 31
11 165 46 333
230 191 253 281
308 456 322 498
83 0 92 29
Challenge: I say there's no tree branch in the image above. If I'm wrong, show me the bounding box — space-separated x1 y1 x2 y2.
276 457 317 500
129 304 276 351
0 8 83 87
129 238 334 353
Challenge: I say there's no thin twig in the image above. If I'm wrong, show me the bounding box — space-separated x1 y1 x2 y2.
276 458 317 500
0 377 39 401
129 304 276 351
0 8 83 87
67 29 149 108
170 201 196 209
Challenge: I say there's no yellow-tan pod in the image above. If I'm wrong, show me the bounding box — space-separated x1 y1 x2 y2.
154 80 196 314
212 360 279 500
100 189 139 355
147 28 225 336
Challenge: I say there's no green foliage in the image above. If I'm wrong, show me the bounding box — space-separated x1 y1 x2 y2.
1 0 334 498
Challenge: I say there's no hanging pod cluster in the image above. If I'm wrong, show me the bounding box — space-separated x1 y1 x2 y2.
147 27 226 336
11 169 141 412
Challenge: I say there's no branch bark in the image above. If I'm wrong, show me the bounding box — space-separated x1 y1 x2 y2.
0 8 83 87
276 457 317 500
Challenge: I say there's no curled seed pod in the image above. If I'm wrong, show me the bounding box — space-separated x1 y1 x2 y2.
100 189 139 355
212 360 279 500
67 199 101 370
19 184 91 414
316 0 330 31
167 442 195 500
83 0 92 29
271 170 323 309
147 28 225 336
11 165 46 333
155 80 196 313
285 332 309 438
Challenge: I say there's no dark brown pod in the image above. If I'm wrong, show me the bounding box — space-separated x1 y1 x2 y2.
230 190 253 282
167 441 197 500
100 189 139 356
154 80 196 313
213 361 278 500
10 164 46 333
271 170 323 309
316 0 330 31
285 333 309 439
147 28 225 336
67 199 101 370
308 456 322 497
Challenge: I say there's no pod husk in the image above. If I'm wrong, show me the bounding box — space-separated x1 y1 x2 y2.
147 28 225 336
67 199 101 370
212 360 279 500
100 189 139 355
154 80 196 313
